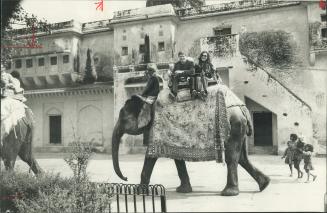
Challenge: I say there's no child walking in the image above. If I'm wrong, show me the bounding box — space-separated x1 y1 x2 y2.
303 144 317 183
281 133 297 176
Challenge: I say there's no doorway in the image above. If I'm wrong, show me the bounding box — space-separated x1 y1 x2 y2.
253 112 273 146
49 115 62 144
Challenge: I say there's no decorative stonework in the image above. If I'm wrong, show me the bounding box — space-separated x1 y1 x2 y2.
25 85 113 98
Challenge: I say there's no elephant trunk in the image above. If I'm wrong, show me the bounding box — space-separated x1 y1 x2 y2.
112 121 128 181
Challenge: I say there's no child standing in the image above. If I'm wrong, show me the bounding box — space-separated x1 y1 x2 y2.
303 144 317 183
281 133 297 176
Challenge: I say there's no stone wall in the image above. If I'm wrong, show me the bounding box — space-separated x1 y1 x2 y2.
25 85 114 152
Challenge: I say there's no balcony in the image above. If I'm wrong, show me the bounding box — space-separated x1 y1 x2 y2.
200 34 238 58
313 39 327 50
175 0 300 18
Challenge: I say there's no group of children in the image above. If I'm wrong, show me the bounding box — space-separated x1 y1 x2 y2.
282 133 317 183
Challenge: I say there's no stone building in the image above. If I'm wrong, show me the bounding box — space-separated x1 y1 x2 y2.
5 0 326 154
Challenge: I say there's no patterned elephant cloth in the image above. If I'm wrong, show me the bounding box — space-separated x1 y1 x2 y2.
146 84 244 162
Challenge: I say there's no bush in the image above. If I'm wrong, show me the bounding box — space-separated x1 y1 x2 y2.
0 171 73 212
239 30 300 69
1 140 112 213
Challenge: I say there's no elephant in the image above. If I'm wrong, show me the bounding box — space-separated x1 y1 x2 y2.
0 106 42 175
112 95 270 196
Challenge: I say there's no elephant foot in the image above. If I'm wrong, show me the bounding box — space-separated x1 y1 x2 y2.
137 184 150 195
258 176 270 192
176 184 192 193
221 186 239 196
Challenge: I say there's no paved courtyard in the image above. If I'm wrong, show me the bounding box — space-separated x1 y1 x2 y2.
9 153 327 212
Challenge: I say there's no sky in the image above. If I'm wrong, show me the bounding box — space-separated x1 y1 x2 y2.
20 0 226 23
20 0 146 23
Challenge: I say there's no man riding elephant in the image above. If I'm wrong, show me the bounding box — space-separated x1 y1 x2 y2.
134 63 160 105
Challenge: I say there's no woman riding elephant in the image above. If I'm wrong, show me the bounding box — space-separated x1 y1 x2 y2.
112 77 270 196
193 51 222 100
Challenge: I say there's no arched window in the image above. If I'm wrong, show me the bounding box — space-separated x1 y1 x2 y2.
78 105 103 145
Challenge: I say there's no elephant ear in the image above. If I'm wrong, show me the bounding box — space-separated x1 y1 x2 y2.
124 96 145 118
138 103 152 129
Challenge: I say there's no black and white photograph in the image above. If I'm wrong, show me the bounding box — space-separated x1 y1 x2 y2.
1 0 326 212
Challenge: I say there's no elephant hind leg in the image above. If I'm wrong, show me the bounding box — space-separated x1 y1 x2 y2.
18 146 42 175
221 120 244 196
239 140 270 192
18 127 43 175
3 158 16 171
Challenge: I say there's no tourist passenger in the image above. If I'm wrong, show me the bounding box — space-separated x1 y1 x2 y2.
194 51 221 100
169 51 195 97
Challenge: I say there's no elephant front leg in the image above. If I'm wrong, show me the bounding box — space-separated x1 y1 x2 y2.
175 159 192 193
140 157 158 185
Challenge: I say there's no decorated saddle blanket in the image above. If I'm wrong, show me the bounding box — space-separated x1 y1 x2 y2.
1 97 31 141
146 84 244 162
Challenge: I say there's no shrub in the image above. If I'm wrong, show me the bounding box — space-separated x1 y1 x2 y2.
239 30 301 69
0 171 73 212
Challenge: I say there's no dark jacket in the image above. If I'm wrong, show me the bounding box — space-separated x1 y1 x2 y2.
173 60 195 76
196 62 215 78
142 75 160 97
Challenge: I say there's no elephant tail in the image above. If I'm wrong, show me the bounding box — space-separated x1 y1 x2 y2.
246 118 253 136
240 106 253 136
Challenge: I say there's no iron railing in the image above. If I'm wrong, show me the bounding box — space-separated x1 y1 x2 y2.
175 0 299 17
200 34 238 58
101 183 167 213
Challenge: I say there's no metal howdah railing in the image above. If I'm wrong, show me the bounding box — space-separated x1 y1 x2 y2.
99 183 167 213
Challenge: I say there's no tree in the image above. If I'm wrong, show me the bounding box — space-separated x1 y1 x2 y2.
1 0 50 67
146 0 205 8
144 34 151 63
83 48 97 84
